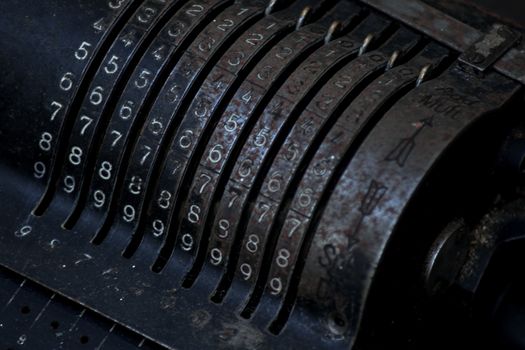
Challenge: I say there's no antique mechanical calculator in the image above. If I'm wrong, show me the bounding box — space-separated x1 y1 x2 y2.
1 0 524 348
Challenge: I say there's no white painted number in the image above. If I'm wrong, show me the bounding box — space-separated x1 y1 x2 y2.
119 100 134 120
224 114 239 132
210 248 222 265
198 173 212 194
110 130 122 147
181 233 193 251
188 205 201 224
104 55 120 74
138 7 156 24
217 219 230 239
69 146 83 165
186 4 204 16
157 190 172 209
240 263 252 280
15 225 32 238
63 175 76 193
217 19 234 32
140 145 152 165
152 219 164 237
276 248 290 268
208 144 223 164
179 129 193 149
60 72 74 91
129 176 143 194
270 277 282 295
39 132 53 151
93 190 106 208
109 0 126 9
246 234 259 253
33 162 46 179
123 205 136 222
134 69 152 89
75 41 92 61
50 101 63 121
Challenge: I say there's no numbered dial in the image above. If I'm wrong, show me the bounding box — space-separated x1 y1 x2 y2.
239 32 426 318
208 14 392 304
32 0 136 213
77 0 261 238
144 0 349 280
53 0 175 226
178 0 362 291
134 0 269 264
91 0 232 248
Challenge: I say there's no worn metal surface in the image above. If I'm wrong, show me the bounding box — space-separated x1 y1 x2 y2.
294 65 519 347
180 0 364 293
361 0 525 84
459 23 521 71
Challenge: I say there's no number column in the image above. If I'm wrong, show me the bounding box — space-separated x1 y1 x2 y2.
0 0 135 211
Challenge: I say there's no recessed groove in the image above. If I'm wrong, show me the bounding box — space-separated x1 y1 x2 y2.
32 0 146 217
92 0 235 246
150 0 339 273
179 0 359 286
122 0 265 257
207 14 385 303
63 0 191 230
